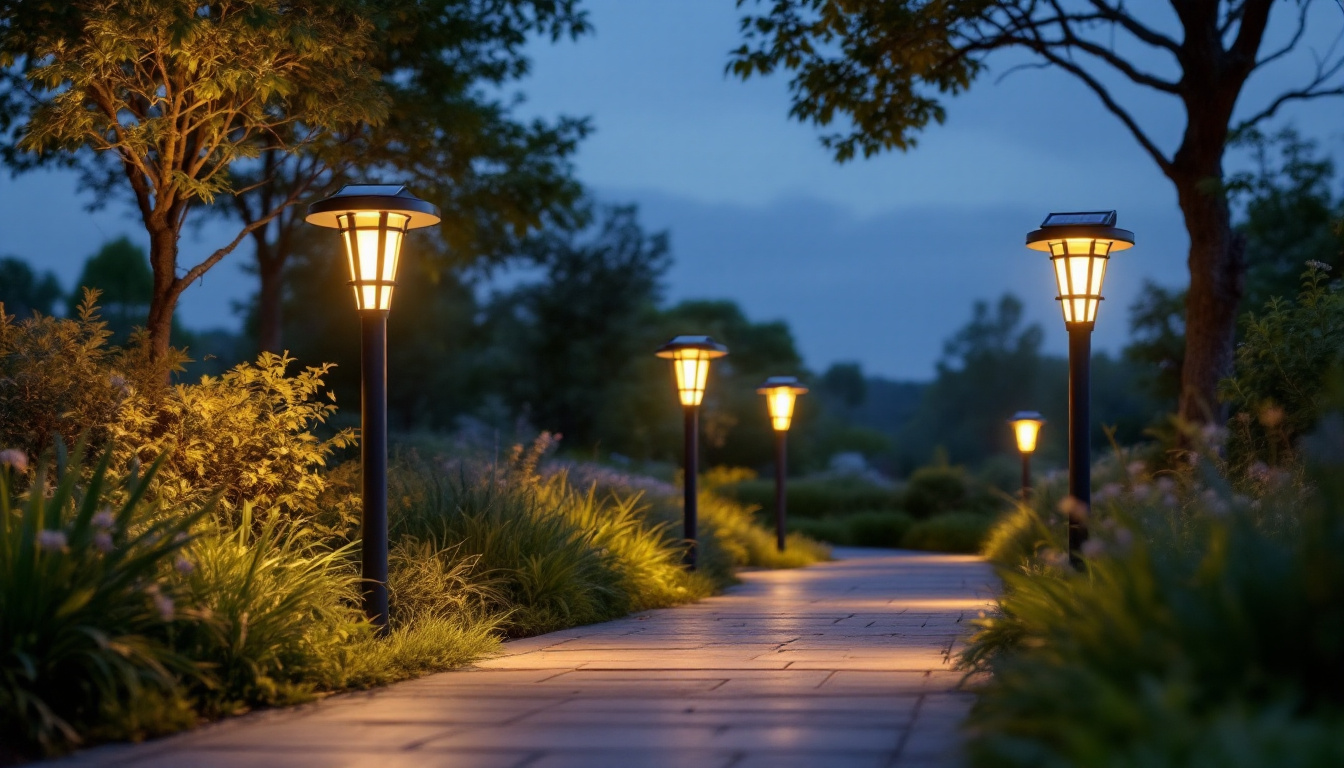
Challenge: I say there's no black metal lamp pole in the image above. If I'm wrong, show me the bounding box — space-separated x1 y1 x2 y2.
683 403 699 570
1025 210 1133 568
656 336 728 572
1066 328 1091 568
306 184 440 632
758 376 806 553
1020 451 1032 502
774 429 787 552
360 312 390 629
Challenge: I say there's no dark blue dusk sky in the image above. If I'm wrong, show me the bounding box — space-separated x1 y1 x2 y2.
1 1 1340 379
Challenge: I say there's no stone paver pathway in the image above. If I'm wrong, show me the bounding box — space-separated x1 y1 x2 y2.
54 548 996 768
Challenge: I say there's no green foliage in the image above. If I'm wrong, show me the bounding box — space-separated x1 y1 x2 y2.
718 475 901 518
0 255 63 319
167 511 368 716
0 445 206 756
903 463 974 518
1222 264 1344 472
67 237 152 344
111 352 355 523
900 512 992 554
844 510 914 548
963 439 1344 765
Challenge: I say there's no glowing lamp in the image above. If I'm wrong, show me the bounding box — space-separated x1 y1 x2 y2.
1010 411 1045 454
656 336 728 407
757 376 809 431
305 184 441 312
1026 211 1134 328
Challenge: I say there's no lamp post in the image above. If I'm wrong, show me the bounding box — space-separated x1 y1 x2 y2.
757 377 808 552
1026 211 1133 566
1008 411 1045 502
306 184 440 630
656 335 728 570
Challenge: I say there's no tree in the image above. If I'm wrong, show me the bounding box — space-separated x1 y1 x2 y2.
731 0 1344 425
226 0 590 353
0 0 386 361
0 255 62 318
900 295 1045 465
67 236 152 343
484 204 671 448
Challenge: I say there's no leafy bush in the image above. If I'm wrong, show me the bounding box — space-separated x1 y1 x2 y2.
0 300 352 524
847 510 914 547
0 294 170 459
718 475 901 518
112 352 355 524
1222 263 1344 474
902 463 975 518
962 446 1344 765
788 516 853 545
0 445 205 757
900 512 992 553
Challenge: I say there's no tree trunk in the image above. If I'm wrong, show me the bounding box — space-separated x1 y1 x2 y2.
1173 165 1246 426
256 242 285 354
145 224 180 364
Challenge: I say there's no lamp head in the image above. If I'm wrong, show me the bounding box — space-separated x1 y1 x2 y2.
1009 410 1046 454
655 335 728 407
305 185 441 312
756 376 809 431
1026 211 1133 330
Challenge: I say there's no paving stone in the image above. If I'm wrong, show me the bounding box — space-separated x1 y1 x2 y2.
44 547 993 768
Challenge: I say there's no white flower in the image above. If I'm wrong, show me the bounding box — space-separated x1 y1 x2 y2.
1306 259 1332 272
1126 460 1146 478
0 449 29 473
36 530 68 552
93 532 114 553
1248 462 1272 483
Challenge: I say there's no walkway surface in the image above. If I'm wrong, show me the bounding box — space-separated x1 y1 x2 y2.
53 548 997 768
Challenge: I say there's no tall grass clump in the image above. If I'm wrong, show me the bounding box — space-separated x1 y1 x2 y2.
0 445 206 757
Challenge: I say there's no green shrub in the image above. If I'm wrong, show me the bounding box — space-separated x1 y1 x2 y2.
1222 263 1344 474
901 512 993 553
719 475 901 518
845 510 914 547
902 464 972 518
113 352 355 524
696 490 831 571
961 451 1344 766
0 445 205 757
788 516 852 546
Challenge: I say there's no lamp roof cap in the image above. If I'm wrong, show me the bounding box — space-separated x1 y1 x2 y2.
655 335 728 358
757 375 809 394
1009 410 1046 423
306 184 441 230
1026 210 1133 251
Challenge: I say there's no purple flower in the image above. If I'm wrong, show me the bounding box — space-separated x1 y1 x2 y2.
153 593 174 622
93 532 114 553
0 449 28 473
36 530 67 552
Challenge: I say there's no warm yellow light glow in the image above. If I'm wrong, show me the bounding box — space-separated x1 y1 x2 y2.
337 211 410 311
764 387 798 431
672 349 714 406
1012 417 1044 453
1044 238 1112 325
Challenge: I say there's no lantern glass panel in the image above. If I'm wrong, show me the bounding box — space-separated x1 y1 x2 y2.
673 350 714 406
339 211 410 311
1013 419 1043 453
764 387 798 431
